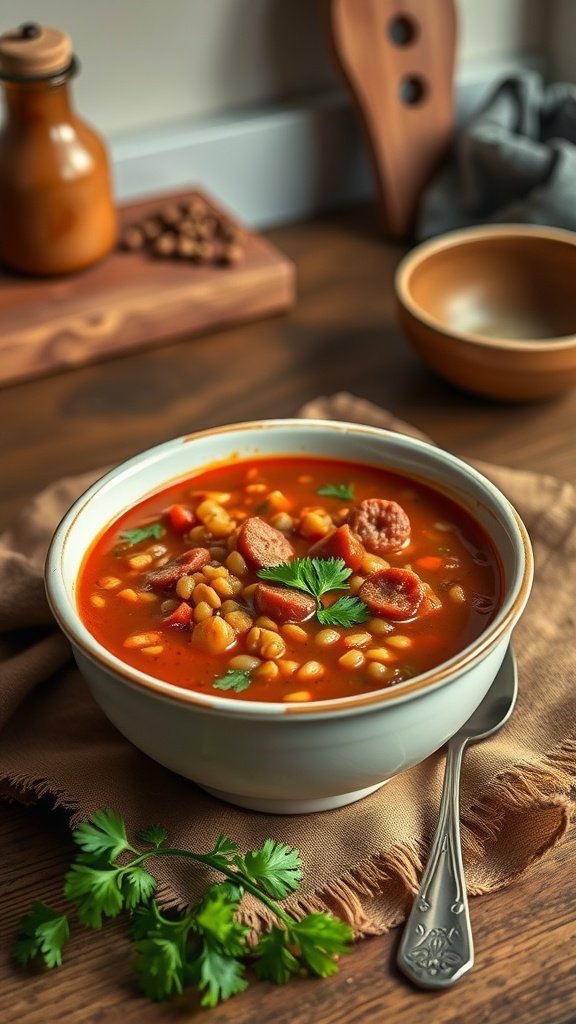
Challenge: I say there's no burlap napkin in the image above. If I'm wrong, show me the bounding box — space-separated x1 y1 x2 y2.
1 393 575 935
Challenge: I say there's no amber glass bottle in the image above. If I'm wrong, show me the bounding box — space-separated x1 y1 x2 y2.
0 22 117 275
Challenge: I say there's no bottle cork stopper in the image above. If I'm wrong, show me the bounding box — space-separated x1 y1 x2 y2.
0 23 72 78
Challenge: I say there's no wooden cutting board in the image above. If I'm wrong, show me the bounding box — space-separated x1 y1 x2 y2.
0 188 295 388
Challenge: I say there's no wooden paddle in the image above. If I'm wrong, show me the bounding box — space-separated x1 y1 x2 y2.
327 0 457 238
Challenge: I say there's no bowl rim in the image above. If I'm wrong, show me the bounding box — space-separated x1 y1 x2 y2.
45 418 534 719
395 222 576 351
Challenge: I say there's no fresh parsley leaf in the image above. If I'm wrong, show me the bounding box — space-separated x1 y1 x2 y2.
196 887 248 954
210 835 240 858
116 522 165 551
317 483 354 501
258 556 350 599
134 935 185 1000
213 669 252 693
194 944 248 1007
253 926 300 984
258 557 369 626
288 913 353 977
64 864 124 928
13 902 69 969
137 823 169 848
233 839 303 900
122 866 157 909
317 595 370 627
130 901 170 941
72 809 133 861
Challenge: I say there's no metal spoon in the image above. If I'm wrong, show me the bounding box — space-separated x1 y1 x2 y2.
397 646 518 989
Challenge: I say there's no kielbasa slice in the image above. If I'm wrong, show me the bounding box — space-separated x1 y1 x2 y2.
254 583 316 624
359 567 424 620
237 517 295 569
145 547 211 589
308 524 364 571
347 499 410 555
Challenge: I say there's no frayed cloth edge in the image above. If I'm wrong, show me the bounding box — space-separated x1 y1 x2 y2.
2 732 575 938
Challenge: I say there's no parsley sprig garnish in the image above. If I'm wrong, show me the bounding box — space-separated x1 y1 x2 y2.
13 809 353 1008
115 522 165 553
316 483 355 501
213 669 252 693
258 556 369 627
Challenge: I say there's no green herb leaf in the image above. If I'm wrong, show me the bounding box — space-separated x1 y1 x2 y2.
64 864 124 928
317 595 370 627
73 809 133 861
195 944 248 1007
134 935 185 1001
316 483 354 501
258 556 350 599
122 866 157 909
210 834 240 858
213 669 252 693
116 523 165 550
253 925 300 984
13 902 70 969
258 557 369 626
233 839 303 900
288 913 353 977
196 887 248 954
137 823 169 848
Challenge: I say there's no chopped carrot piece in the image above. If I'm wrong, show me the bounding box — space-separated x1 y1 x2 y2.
415 555 443 571
167 503 196 533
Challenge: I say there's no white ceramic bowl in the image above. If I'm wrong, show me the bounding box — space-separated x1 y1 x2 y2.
45 420 533 814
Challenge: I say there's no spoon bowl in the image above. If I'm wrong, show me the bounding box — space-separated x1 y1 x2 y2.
397 646 518 988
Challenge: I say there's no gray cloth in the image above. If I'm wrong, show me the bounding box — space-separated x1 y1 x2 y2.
416 71 576 239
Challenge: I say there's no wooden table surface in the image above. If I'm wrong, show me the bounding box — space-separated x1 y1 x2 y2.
1 205 575 1024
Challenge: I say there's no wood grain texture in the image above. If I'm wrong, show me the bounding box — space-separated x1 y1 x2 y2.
328 0 457 238
0 203 575 1024
0 189 295 388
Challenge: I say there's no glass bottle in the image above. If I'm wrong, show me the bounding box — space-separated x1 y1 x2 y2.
0 22 117 276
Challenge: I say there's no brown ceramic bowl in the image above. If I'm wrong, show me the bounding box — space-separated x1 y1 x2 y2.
395 224 576 400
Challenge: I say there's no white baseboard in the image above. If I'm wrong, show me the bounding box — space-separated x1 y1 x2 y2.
110 56 543 229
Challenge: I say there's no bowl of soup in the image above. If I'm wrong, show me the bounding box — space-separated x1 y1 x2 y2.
45 420 533 813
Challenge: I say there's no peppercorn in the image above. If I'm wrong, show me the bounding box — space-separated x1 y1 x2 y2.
118 196 246 268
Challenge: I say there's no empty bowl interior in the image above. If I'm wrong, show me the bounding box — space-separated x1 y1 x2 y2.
405 233 576 341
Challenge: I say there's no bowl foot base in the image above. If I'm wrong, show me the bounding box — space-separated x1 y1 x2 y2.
199 779 389 814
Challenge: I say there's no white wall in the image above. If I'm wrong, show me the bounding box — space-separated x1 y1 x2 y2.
0 0 549 140
546 0 576 82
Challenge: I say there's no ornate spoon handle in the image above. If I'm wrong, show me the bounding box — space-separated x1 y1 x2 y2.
397 737 474 988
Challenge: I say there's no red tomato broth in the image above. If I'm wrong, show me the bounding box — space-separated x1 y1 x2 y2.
77 456 502 702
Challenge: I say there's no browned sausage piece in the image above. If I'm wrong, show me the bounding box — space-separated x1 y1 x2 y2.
145 547 211 589
237 517 295 569
308 524 364 571
347 498 410 555
359 567 424 620
254 583 316 624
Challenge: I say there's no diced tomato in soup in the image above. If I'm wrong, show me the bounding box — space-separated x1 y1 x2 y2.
78 457 501 702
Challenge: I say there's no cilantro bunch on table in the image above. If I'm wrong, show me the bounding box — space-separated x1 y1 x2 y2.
13 809 353 1008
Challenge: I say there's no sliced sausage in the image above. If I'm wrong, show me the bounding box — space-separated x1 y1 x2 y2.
237 517 295 569
308 524 364 571
347 499 410 555
359 567 424 620
254 582 316 624
145 547 211 589
420 582 442 616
